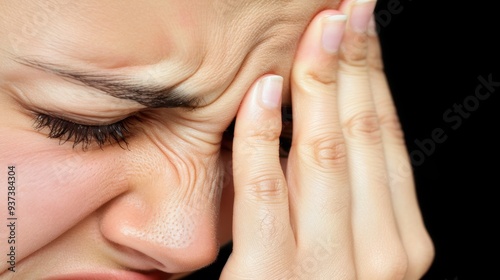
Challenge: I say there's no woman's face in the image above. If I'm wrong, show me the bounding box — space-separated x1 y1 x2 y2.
0 0 336 278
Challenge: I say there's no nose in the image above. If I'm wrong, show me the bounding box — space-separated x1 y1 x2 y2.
99 145 223 273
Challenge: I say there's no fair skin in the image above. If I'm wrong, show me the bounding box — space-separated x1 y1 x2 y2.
0 0 434 279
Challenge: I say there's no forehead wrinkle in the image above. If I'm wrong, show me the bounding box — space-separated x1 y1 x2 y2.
15 57 204 109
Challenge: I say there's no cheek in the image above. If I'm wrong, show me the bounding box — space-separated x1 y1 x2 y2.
0 128 128 264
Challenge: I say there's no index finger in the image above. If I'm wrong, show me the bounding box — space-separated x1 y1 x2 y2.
230 75 295 263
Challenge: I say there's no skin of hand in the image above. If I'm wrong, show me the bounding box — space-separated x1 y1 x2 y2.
222 1 435 279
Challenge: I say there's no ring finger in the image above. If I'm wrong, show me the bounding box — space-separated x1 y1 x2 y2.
337 0 407 278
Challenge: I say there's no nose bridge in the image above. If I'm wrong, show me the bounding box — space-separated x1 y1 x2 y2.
98 143 223 272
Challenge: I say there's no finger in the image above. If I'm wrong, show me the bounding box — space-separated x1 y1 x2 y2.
289 10 356 274
367 18 435 279
338 1 408 278
231 75 295 261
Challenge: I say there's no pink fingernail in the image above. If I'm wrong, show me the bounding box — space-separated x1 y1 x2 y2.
350 0 377 33
259 75 283 109
322 14 347 54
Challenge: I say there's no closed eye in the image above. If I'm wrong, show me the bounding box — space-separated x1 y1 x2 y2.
33 113 135 151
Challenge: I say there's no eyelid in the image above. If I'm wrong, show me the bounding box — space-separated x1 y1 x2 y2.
32 108 133 126
33 112 134 150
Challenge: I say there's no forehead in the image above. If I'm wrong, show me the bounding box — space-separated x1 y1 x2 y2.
2 1 250 98
1 0 325 108
4 1 204 66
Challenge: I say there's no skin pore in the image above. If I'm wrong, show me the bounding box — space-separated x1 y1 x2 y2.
0 0 339 278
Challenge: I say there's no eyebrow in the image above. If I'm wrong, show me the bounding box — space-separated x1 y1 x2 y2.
16 58 204 109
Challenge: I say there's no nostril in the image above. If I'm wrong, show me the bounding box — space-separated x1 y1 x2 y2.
107 240 167 271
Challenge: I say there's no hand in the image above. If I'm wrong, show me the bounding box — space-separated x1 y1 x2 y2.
222 0 434 279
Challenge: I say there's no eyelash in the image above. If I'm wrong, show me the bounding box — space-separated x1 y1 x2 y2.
33 113 133 150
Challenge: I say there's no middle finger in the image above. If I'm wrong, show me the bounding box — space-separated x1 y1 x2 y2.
290 9 355 273
338 0 406 277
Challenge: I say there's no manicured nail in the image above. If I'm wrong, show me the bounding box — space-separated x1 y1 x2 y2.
259 75 283 109
322 14 347 53
350 0 377 33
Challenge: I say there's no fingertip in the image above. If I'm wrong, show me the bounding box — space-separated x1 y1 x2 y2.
294 10 345 60
236 74 283 122
349 0 377 33
321 14 347 54
259 75 283 110
233 74 284 152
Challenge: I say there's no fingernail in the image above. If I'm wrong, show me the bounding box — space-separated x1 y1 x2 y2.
367 15 377 36
322 14 347 54
350 0 377 33
259 75 283 109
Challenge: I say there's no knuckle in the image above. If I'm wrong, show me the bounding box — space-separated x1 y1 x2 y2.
244 176 288 203
339 33 369 67
367 249 409 280
245 118 282 142
234 119 282 156
378 111 405 142
292 71 337 98
368 54 384 73
302 66 338 88
407 233 436 279
297 133 348 170
343 111 382 144
367 42 384 72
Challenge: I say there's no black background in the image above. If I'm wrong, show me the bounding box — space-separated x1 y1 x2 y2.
187 1 499 279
